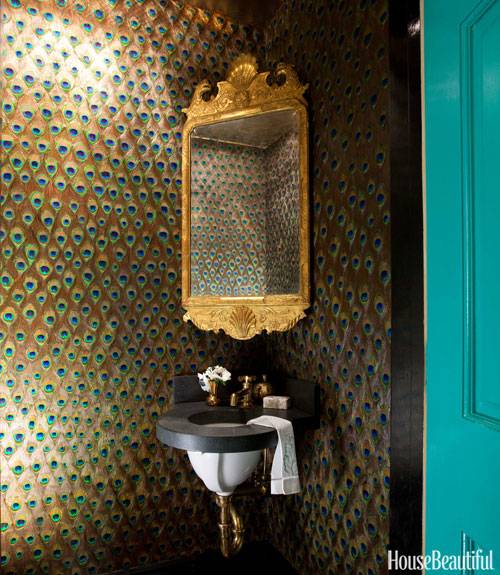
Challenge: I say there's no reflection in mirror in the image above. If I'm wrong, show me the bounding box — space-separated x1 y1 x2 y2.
190 109 300 297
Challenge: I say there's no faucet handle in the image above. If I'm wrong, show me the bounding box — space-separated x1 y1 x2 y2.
237 375 256 387
229 392 238 407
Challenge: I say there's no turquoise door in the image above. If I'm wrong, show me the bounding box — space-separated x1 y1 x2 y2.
425 0 500 565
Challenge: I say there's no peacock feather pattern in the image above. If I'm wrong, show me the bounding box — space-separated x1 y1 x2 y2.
263 1 391 574
190 132 299 297
0 0 391 574
0 1 266 573
190 138 268 296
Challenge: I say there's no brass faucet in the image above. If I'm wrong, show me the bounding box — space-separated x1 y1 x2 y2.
230 375 256 408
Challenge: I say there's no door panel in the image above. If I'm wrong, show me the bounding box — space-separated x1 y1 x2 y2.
425 0 500 562
463 0 500 430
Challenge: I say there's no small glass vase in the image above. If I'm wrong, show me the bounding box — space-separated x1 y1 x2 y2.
206 380 222 406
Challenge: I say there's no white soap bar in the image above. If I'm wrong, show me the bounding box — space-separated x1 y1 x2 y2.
263 395 292 410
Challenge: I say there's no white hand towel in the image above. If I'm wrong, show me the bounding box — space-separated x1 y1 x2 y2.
247 415 301 495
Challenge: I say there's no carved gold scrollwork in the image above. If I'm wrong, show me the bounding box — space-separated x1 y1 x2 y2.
182 54 310 340
183 306 307 341
182 54 308 120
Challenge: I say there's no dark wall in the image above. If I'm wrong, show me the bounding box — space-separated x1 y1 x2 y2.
388 0 424 560
0 1 266 573
263 1 391 573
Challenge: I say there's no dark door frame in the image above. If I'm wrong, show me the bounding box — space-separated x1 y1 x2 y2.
389 0 425 564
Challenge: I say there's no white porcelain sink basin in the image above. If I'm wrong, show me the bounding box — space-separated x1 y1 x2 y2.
187 423 262 495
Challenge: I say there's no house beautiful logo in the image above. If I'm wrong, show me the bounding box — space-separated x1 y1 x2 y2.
388 549 495 571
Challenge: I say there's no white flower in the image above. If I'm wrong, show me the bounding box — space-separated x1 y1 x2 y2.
210 365 231 382
197 373 210 392
197 365 231 391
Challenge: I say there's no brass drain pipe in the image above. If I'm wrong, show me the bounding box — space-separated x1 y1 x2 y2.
215 494 244 558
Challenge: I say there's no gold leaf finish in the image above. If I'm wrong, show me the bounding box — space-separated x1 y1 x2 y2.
182 54 308 120
184 305 306 340
227 54 260 89
182 55 310 340
228 306 257 340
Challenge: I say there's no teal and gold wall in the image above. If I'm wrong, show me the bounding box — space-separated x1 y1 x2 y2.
0 1 265 573
263 1 391 573
1 0 391 573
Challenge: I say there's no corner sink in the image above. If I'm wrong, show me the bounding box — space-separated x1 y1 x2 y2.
156 403 279 453
156 397 317 494
188 429 261 495
155 377 318 557
157 405 272 495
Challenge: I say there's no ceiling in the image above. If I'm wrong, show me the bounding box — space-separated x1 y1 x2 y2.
192 108 298 148
187 0 280 27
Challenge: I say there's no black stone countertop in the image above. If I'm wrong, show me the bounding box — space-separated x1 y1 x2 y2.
156 401 317 453
156 375 319 453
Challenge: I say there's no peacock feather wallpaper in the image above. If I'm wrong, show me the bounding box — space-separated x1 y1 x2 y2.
263 1 391 574
0 1 266 573
0 0 391 574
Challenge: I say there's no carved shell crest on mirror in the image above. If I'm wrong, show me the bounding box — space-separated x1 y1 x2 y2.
182 54 310 340
182 54 308 119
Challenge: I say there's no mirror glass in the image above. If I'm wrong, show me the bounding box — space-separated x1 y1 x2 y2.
189 108 300 297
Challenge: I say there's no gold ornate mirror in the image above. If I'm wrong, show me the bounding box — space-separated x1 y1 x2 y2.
181 55 310 340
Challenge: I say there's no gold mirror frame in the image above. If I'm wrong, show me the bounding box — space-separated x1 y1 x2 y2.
181 55 310 340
